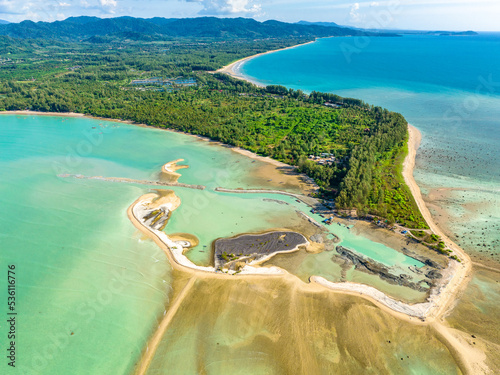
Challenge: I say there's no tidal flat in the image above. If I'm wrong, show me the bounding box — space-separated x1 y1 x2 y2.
1 113 490 374
144 271 462 375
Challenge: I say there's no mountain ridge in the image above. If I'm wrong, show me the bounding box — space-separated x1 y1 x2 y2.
0 16 383 40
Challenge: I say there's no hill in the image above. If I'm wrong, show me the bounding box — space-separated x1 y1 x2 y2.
0 16 386 40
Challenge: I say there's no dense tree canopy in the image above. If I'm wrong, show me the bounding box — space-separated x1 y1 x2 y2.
0 36 427 228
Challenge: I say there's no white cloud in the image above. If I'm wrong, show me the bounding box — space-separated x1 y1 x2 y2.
370 1 379 6
349 2 362 23
58 2 70 7
98 0 117 14
0 0 22 15
100 0 117 8
185 0 261 15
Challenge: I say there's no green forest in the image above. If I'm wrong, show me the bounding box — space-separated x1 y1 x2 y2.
0 35 427 229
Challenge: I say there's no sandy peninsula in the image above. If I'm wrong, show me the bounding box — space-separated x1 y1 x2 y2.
161 158 189 183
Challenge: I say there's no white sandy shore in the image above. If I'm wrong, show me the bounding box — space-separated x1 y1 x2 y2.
0 110 86 117
130 193 285 276
161 158 190 177
312 276 433 319
403 125 472 319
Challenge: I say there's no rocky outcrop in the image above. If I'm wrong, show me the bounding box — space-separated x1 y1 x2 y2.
426 270 443 279
401 247 445 270
214 231 308 269
336 246 431 293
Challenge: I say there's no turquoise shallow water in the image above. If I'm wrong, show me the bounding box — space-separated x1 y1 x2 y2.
1 114 430 374
241 34 500 261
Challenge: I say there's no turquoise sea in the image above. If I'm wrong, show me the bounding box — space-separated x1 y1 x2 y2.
240 33 500 263
1 114 434 374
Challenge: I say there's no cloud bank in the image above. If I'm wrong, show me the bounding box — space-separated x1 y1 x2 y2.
185 0 261 15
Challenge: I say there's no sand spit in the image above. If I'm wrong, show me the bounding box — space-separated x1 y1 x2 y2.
134 180 466 324
58 173 205 190
134 277 196 375
129 192 285 276
312 276 433 319
311 256 461 321
126 144 473 324
161 159 189 183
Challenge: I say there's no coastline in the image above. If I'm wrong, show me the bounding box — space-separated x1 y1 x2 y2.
5 111 486 372
403 125 472 319
215 39 318 86
1 110 316 195
2 110 472 319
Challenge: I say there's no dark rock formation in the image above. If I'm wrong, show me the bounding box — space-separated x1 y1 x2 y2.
425 270 443 279
214 231 307 269
336 246 430 292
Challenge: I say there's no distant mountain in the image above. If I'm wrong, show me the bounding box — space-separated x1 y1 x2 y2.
0 19 10 25
297 20 339 27
296 20 479 37
0 16 384 40
425 30 478 36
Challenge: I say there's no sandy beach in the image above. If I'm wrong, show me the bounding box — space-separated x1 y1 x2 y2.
0 110 86 117
215 39 317 85
403 125 472 318
161 158 189 183
130 186 485 374
131 145 472 324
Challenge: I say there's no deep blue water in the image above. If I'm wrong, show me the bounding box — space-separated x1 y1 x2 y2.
241 34 500 259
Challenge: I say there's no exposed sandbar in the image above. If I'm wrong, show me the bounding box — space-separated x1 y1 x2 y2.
128 192 285 276
161 159 189 183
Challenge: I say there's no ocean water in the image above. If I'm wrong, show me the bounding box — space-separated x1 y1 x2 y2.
1 114 435 374
241 33 500 262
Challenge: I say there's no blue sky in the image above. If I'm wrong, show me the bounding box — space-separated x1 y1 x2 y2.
0 0 499 31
